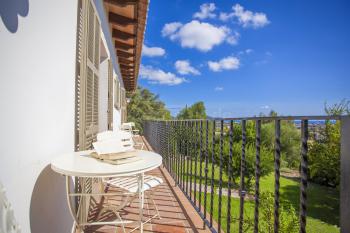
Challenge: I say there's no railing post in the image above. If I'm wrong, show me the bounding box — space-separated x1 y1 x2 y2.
341 116 350 233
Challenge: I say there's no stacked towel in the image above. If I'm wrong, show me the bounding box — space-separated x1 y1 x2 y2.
91 130 141 165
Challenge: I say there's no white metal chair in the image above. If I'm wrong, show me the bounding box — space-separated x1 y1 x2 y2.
94 130 162 232
121 122 140 135
120 123 145 150
99 175 163 219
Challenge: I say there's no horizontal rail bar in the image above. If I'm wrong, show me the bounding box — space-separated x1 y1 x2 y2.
145 115 342 121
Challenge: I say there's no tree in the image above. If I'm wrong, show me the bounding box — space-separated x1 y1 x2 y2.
324 99 350 116
260 121 300 168
258 191 299 233
308 99 349 187
127 87 171 132
177 101 207 119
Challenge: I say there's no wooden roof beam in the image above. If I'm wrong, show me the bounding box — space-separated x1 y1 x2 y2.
105 0 137 7
115 41 134 50
122 74 135 78
118 59 134 64
117 49 134 58
112 29 136 40
121 69 134 73
123 71 135 75
109 12 137 26
120 64 134 69
121 70 134 74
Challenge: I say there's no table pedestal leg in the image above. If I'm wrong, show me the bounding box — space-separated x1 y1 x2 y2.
138 173 145 233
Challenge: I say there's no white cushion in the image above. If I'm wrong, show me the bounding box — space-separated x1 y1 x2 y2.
106 175 163 193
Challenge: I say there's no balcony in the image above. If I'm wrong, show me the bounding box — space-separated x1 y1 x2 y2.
82 135 211 233
81 116 349 233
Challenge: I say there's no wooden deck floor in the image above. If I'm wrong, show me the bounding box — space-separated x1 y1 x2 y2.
83 136 211 233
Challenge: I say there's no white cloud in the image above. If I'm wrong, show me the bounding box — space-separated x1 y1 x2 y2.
219 12 233 22
161 22 183 37
238 48 254 55
245 49 253 54
215 87 224 91
142 44 165 57
226 31 240 45
139 65 186 85
208 56 240 72
261 105 270 109
162 20 238 52
174 60 200 75
193 3 216 19
220 4 269 29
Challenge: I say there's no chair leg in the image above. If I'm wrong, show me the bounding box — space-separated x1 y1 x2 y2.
115 212 126 233
126 193 137 206
97 193 130 220
147 189 161 219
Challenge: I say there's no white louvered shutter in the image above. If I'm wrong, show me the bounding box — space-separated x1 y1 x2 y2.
75 0 100 150
107 60 113 130
75 0 84 151
84 1 100 149
121 87 126 123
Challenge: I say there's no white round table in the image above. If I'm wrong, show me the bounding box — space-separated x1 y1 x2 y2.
51 149 162 233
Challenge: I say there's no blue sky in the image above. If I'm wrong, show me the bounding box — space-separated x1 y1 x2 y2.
138 0 350 117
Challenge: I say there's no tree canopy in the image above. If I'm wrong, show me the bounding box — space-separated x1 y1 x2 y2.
177 101 207 119
308 99 349 187
127 87 171 132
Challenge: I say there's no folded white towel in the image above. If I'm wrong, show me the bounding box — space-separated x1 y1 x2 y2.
93 138 134 155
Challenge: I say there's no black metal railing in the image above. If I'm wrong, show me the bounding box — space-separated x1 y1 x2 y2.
144 116 350 233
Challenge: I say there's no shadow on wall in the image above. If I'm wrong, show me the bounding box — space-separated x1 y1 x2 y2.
0 0 29 33
30 165 73 233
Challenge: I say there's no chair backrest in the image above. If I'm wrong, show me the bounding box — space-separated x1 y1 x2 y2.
121 123 132 132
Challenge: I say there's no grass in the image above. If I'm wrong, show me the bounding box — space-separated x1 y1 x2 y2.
169 160 340 232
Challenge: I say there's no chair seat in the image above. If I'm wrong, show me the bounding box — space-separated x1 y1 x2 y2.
106 175 163 193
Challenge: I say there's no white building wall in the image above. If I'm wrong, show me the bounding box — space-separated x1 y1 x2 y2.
0 0 124 232
0 1 78 232
113 109 122 130
113 78 122 130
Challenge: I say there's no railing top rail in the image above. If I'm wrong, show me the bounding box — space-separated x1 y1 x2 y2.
146 115 347 122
